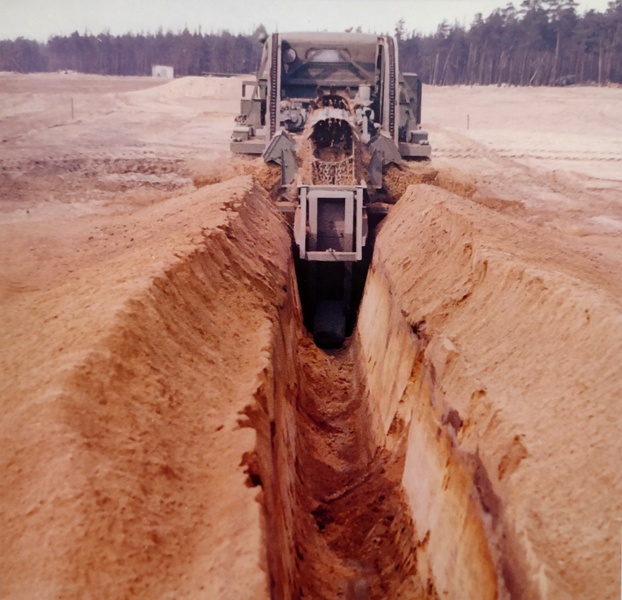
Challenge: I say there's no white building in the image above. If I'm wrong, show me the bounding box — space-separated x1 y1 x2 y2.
152 65 174 79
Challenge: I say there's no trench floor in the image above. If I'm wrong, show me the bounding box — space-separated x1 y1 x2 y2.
287 339 432 599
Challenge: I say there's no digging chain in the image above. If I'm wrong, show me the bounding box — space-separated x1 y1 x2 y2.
387 36 396 139
311 156 355 186
269 33 279 140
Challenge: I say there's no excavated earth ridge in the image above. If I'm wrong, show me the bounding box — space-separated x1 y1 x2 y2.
2 173 621 599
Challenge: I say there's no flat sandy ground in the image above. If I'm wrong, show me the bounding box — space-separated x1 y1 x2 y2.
1 73 620 598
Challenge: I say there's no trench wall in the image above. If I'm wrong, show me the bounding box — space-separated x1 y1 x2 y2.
246 256 428 599
0 177 290 599
357 184 622 599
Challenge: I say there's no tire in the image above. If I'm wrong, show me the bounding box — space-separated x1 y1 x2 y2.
313 300 346 349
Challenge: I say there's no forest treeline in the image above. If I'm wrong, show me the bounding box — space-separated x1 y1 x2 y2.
0 0 621 86
400 0 622 85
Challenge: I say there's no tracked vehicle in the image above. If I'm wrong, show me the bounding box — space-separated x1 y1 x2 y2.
231 32 430 347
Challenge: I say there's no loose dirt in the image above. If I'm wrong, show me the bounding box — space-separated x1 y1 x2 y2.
1 74 621 599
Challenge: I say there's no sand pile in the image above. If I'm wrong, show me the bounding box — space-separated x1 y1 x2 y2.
0 176 290 599
190 157 280 194
383 163 477 201
358 183 622 598
128 75 242 101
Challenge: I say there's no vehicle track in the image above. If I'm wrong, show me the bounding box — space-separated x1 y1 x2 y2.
433 129 622 162
428 129 622 219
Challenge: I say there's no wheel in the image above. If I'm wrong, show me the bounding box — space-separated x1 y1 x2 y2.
313 300 346 349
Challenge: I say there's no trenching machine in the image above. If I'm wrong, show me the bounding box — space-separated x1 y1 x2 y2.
231 32 430 347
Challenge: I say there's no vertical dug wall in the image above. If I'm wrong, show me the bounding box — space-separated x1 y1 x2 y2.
246 181 504 598
356 244 503 598
245 264 434 598
355 183 622 599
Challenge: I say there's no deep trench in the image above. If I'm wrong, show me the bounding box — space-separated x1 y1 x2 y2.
238 176 514 599
38 174 513 598
242 196 436 599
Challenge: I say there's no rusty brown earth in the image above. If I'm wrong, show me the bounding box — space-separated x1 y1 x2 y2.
1 73 621 599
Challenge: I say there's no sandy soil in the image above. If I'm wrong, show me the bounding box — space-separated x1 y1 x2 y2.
1 73 621 599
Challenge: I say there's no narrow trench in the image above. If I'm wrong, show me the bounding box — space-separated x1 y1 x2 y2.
244 187 436 599
288 341 427 599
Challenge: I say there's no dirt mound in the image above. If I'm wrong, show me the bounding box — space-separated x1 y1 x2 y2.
384 163 477 202
384 163 439 199
189 157 280 194
128 75 242 101
359 183 622 598
0 176 290 599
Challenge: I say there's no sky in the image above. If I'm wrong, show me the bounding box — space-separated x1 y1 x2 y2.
0 0 614 41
